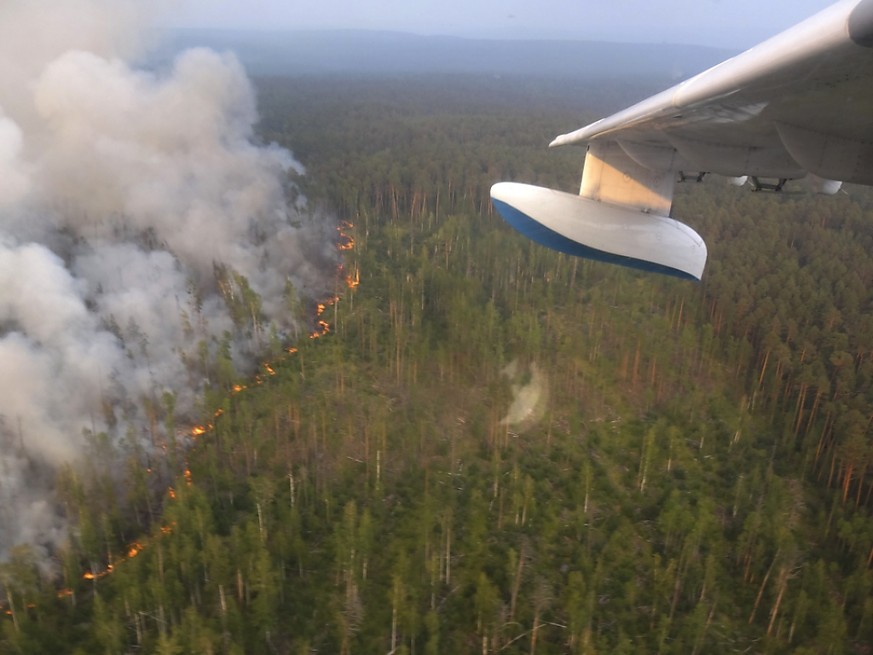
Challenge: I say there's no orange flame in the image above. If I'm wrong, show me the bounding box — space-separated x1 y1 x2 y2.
309 320 331 339
2 217 365 615
304 221 350 338
82 567 111 581
336 221 355 251
317 295 340 316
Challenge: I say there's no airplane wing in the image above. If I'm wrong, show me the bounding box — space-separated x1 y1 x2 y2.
491 0 873 280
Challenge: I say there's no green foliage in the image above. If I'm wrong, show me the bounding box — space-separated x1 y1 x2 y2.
4 74 871 654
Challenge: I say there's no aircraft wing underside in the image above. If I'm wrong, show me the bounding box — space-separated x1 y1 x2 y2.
491 0 873 280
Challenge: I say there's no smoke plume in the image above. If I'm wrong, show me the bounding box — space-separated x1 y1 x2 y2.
0 1 337 560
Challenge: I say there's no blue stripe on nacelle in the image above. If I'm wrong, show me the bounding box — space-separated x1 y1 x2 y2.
492 198 699 281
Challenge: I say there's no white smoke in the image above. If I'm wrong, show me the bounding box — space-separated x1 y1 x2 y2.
0 1 337 559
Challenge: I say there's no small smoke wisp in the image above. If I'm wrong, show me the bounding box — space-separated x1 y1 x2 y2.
500 360 549 431
0 1 338 561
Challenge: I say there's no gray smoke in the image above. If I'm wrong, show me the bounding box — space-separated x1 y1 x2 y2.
0 1 337 560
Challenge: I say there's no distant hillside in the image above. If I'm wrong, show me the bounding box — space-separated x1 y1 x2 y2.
150 29 734 80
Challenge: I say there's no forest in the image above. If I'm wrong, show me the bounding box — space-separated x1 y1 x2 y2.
1 73 872 654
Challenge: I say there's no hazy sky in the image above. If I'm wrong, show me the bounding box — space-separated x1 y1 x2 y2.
168 0 834 49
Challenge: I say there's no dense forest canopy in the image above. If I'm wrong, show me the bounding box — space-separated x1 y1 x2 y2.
2 73 871 654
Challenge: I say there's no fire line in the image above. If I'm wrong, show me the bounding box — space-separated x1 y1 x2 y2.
1 221 358 615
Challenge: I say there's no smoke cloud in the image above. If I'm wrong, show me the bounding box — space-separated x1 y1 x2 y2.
0 1 337 560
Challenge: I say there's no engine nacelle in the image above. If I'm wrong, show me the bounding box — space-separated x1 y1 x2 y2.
805 174 842 195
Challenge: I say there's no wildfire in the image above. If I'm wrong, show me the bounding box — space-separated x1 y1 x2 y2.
4 601 37 615
309 294 341 339
320 296 339 316
337 220 355 251
83 565 113 582
79 535 156 583
306 220 358 340
1 219 363 619
310 320 331 339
